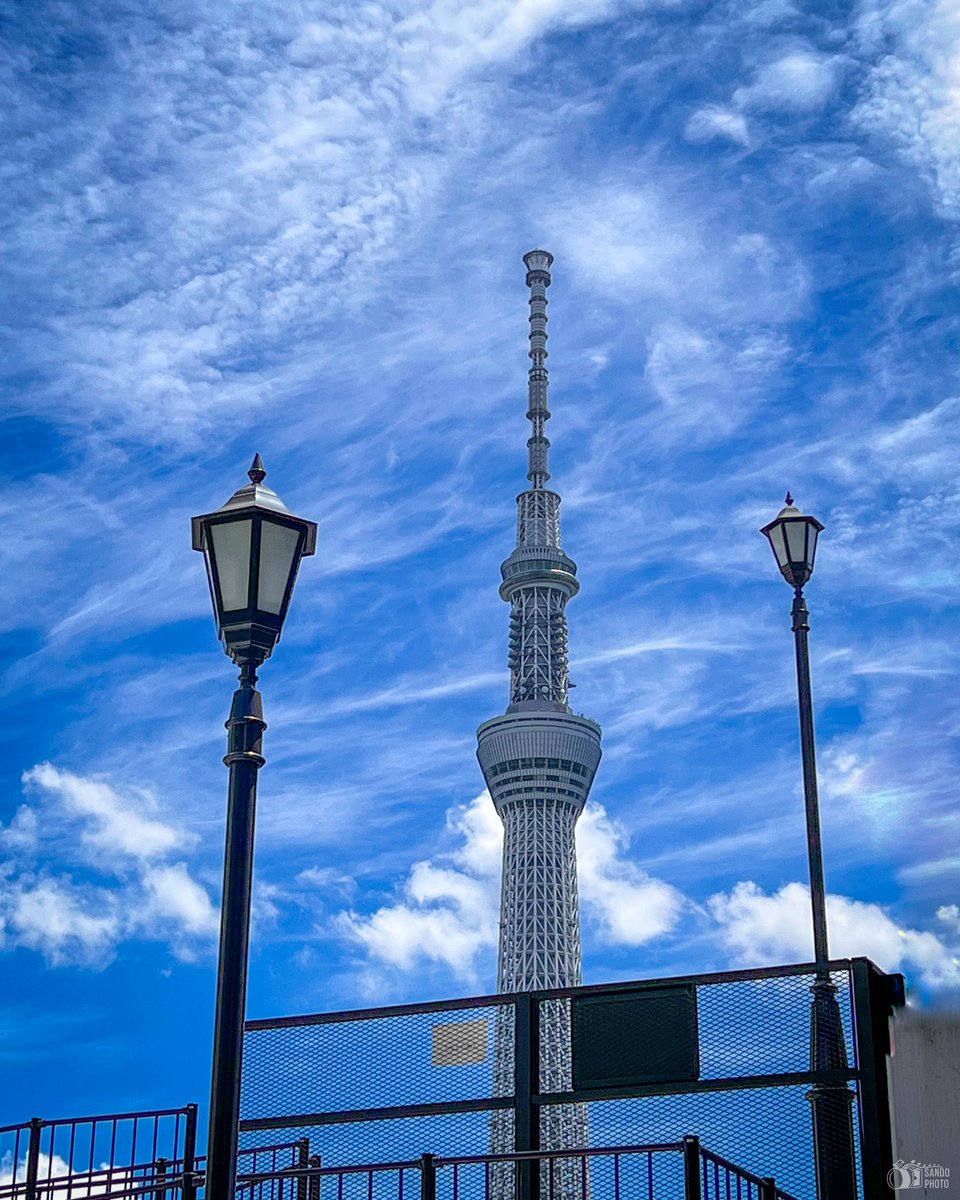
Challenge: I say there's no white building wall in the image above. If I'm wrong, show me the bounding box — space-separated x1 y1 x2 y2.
887 1009 960 1195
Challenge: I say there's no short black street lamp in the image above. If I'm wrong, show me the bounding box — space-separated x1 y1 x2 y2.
761 494 856 1200
192 456 317 1200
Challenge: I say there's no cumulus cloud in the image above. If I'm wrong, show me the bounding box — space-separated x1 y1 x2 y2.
138 864 219 938
22 763 188 861
4 879 121 967
578 806 684 944
708 881 960 989
338 792 683 982
0 765 217 966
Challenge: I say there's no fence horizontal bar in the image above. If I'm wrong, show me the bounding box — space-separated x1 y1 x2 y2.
244 959 871 1032
237 1163 416 1186
530 959 860 1003
245 992 512 1030
436 1143 684 1167
0 1173 196 1200
0 1160 177 1190
538 1066 857 1104
240 1096 513 1132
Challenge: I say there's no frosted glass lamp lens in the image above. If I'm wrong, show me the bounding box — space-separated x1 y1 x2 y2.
807 524 819 565
258 522 301 614
210 520 252 611
769 524 788 569
785 520 808 562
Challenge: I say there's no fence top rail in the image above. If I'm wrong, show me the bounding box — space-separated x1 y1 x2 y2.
245 958 876 1032
700 1149 799 1200
245 990 513 1031
699 1146 777 1189
0 1107 193 1134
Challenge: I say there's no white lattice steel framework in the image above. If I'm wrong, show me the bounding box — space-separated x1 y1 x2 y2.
477 252 601 1178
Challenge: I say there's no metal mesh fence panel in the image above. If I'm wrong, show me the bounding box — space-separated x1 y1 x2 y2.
580 1086 836 1200
695 969 854 1078
243 1002 510 1125
239 1112 513 1171
241 961 887 1200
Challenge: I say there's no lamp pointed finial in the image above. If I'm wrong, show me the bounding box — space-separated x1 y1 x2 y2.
785 490 794 507
248 454 266 485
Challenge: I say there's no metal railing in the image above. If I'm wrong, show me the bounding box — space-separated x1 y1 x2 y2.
0 1111 304 1200
231 1141 800 1200
1 1114 800 1200
0 1108 198 1200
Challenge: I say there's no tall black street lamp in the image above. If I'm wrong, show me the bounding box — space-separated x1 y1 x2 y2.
761 494 857 1200
192 456 317 1200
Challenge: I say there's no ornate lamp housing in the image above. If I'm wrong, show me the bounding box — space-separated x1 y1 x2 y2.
760 493 824 589
192 455 317 664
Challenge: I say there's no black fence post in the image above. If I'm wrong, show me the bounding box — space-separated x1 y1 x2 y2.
296 1140 309 1200
307 1155 322 1200
154 1157 169 1200
515 994 540 1200
182 1104 199 1200
759 1178 777 1200
420 1154 437 1200
25 1118 42 1200
851 959 900 1198
682 1136 701 1200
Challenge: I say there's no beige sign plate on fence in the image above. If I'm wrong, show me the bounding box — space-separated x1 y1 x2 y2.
432 1018 489 1066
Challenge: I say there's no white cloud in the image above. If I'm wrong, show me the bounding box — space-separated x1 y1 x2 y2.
708 881 960 989
4 878 120 967
644 320 790 440
138 863 219 938
22 763 187 862
578 806 684 944
296 866 357 898
684 105 751 145
1 764 218 966
396 0 636 113
338 792 682 981
938 904 960 936
854 0 960 217
734 51 842 112
0 805 38 851
550 186 807 326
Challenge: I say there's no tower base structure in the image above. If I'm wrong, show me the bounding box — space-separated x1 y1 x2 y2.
479 709 601 1194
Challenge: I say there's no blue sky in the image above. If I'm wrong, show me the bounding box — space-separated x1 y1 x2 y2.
1 0 959 1130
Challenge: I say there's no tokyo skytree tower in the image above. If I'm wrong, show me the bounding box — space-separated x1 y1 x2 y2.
477 251 602 1156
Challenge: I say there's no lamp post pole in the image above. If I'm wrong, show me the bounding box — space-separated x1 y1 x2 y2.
193 458 317 1200
761 496 857 1200
205 656 266 1200
791 586 830 969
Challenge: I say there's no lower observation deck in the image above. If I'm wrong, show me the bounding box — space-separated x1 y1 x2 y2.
477 710 601 819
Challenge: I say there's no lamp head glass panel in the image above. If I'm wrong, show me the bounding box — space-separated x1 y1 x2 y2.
192 457 317 664
760 494 824 590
